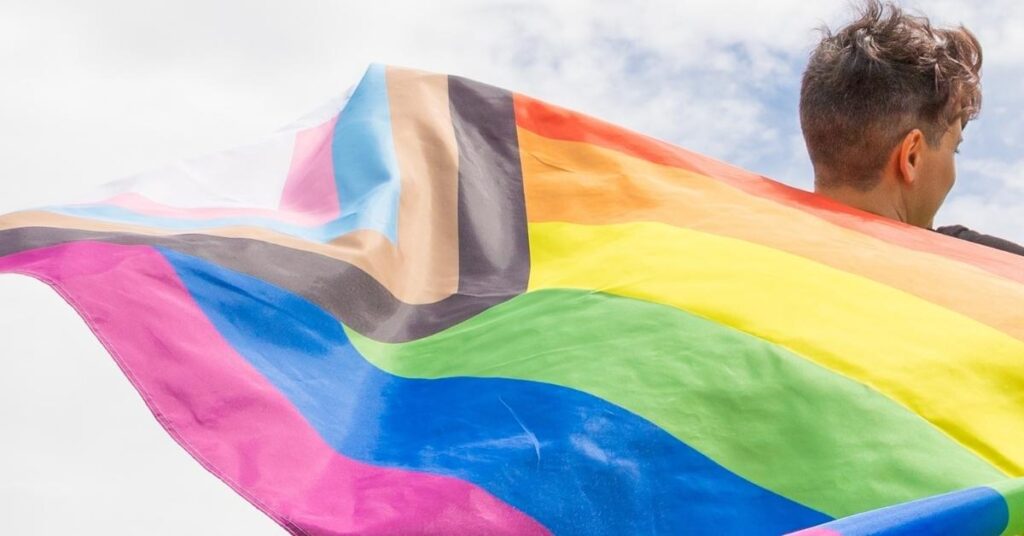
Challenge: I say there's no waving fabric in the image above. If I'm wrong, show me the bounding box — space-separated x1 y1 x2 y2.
2 64 1023 535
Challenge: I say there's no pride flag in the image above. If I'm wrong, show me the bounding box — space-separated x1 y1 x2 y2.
1 64 1023 535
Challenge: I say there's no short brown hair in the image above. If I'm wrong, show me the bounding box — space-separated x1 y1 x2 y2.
800 0 983 190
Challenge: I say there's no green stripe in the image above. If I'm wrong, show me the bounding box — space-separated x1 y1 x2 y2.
345 288 1002 518
989 478 1024 536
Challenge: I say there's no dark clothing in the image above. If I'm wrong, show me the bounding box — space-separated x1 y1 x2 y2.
933 224 1024 257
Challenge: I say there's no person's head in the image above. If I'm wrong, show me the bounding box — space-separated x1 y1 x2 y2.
799 0 982 228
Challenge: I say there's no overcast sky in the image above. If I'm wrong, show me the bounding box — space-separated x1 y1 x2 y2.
1 1 1021 533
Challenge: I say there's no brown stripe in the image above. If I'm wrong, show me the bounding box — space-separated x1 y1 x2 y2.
448 75 530 297
0 75 529 343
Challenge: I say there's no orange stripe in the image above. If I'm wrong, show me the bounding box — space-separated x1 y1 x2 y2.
514 94 1024 285
518 128 1024 343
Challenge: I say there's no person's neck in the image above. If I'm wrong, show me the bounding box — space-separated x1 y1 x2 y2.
814 182 926 228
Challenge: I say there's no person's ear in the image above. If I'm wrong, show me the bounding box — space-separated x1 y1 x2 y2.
897 128 925 186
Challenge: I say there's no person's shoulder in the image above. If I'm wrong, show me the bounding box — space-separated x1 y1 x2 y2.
933 224 1024 257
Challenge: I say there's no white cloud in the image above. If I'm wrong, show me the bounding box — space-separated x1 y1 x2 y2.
941 156 1024 238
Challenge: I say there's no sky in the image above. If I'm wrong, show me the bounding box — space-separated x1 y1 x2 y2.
0 1 1021 533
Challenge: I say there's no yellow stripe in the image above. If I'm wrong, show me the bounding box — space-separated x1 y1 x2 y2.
528 221 1024 475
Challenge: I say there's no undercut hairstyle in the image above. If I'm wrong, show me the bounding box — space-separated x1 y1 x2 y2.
800 0 983 191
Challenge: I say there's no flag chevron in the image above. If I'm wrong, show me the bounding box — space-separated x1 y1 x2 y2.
0 72 530 342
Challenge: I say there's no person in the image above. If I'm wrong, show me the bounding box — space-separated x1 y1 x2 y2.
799 0 1024 257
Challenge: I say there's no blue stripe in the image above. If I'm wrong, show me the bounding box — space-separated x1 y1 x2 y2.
158 247 830 535
814 486 1008 536
45 64 403 244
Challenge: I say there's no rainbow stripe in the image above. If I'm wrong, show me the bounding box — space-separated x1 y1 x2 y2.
1 64 1023 535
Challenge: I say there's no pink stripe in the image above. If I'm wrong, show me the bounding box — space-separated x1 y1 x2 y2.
95 192 335 226
279 116 342 219
785 528 844 536
0 242 548 536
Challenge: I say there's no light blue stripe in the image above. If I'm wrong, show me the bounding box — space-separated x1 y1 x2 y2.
330 63 401 243
43 205 367 242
